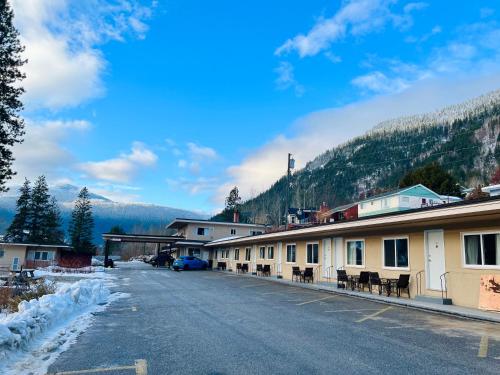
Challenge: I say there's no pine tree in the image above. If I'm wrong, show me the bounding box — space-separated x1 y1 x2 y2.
0 1 26 191
5 178 30 242
45 197 64 244
68 187 95 254
491 165 500 185
28 176 51 243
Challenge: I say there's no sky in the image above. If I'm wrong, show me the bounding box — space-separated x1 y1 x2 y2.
7 0 500 214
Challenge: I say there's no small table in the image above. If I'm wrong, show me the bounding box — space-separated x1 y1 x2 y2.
382 278 399 296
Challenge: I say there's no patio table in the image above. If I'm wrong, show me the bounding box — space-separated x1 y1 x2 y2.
381 278 399 296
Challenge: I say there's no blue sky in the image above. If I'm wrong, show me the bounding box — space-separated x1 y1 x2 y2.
9 0 500 214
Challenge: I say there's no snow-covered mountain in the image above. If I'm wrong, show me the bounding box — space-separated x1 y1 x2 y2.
0 184 207 243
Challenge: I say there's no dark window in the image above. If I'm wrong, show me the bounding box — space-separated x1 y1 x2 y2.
482 234 499 266
267 246 274 259
384 238 408 268
245 248 251 261
286 244 296 263
259 247 265 259
234 249 239 260
306 243 319 264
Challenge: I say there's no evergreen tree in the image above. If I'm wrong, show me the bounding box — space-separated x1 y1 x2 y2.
68 187 95 254
399 163 463 197
28 175 51 243
45 197 64 244
5 178 30 242
0 1 26 191
491 165 500 185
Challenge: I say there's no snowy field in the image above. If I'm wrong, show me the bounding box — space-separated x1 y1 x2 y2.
0 268 127 375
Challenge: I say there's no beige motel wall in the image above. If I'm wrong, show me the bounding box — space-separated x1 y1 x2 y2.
210 224 500 311
0 244 27 270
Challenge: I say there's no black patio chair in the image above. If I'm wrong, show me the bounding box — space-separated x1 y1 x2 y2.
302 267 314 283
256 264 263 276
236 263 242 274
262 264 271 277
369 272 383 295
355 271 370 292
292 266 302 282
241 263 249 273
393 274 411 298
336 269 349 289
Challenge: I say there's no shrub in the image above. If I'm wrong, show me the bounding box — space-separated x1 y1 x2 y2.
5 278 57 313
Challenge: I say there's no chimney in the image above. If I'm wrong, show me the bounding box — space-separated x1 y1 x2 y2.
233 210 240 223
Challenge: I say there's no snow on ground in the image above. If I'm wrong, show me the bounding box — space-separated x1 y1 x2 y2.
0 272 128 375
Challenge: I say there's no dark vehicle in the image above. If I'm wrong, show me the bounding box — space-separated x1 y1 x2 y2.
151 252 174 267
173 256 208 271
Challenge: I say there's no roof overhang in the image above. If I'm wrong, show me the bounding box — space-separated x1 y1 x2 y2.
204 198 500 247
102 233 184 243
0 243 72 248
166 218 267 230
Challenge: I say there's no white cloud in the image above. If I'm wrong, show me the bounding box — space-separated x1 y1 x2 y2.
217 72 500 204
80 142 158 183
12 0 154 110
167 176 219 195
187 142 217 159
178 159 187 168
275 0 422 58
10 120 91 184
403 2 428 13
351 71 410 94
274 61 305 96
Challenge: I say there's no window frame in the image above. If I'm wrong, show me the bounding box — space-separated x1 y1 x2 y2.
245 247 252 261
196 227 209 236
461 230 500 270
286 243 296 264
306 242 319 265
267 245 274 260
381 236 410 270
0 248 4 258
234 248 239 260
259 246 266 259
230 228 236 235
345 239 365 268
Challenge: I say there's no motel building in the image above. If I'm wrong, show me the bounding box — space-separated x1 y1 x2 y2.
205 197 500 312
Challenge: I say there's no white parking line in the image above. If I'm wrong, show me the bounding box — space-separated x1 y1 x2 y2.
241 283 269 288
296 296 335 306
324 308 382 313
50 359 148 374
478 335 489 358
356 307 392 323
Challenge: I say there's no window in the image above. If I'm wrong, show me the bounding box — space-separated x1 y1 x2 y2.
286 244 296 263
197 227 209 236
234 248 240 260
34 251 53 261
383 238 409 268
259 246 265 259
230 229 236 235
250 230 262 236
245 248 251 261
346 240 364 267
402 196 410 204
382 198 390 208
360 202 365 209
306 243 319 264
188 248 201 257
267 246 274 259
0 249 4 257
464 233 500 268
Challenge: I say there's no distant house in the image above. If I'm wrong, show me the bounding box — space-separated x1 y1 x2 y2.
358 184 449 218
0 243 74 270
331 203 358 222
287 208 319 225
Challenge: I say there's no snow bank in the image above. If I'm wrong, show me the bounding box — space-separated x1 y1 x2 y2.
0 279 109 352
34 266 112 279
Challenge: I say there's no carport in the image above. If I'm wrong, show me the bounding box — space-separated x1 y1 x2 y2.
101 233 184 266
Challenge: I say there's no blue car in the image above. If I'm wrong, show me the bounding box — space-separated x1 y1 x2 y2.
173 256 209 271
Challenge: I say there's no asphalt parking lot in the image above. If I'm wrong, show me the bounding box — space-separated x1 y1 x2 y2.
48 262 499 375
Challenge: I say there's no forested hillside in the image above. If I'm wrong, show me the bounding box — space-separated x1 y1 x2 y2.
229 92 500 225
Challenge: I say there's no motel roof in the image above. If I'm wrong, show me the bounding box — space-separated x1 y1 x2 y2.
204 196 500 247
166 218 267 230
0 242 72 248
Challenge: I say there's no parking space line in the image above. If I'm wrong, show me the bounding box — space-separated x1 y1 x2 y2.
135 359 148 375
478 335 489 358
324 308 382 313
356 307 392 323
49 359 147 375
296 296 336 306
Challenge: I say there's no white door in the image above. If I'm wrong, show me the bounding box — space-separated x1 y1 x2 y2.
322 238 332 277
334 237 343 272
11 257 20 271
425 230 446 290
277 242 283 275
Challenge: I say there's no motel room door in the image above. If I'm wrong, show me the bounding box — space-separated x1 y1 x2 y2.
425 230 446 290
333 237 343 272
322 238 332 278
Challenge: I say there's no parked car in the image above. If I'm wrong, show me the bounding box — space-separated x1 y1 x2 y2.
150 252 174 267
172 256 208 271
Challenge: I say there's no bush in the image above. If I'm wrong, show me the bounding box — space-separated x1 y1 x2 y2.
1 278 56 313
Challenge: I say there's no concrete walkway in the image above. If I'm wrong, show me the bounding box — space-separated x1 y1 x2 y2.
217 270 500 323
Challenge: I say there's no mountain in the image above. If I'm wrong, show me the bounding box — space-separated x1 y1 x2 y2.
0 184 207 244
226 90 500 225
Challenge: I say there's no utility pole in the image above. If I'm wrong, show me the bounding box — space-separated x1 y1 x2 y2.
285 153 295 228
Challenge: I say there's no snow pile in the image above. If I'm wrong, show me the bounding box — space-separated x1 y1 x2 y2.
0 279 109 354
34 266 111 279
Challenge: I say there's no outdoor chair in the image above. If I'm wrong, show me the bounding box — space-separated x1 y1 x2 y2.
236 263 242 274
292 266 302 282
369 272 383 295
302 267 314 283
355 271 370 291
393 274 411 298
336 269 349 289
241 263 249 273
256 264 263 276
262 264 271 277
